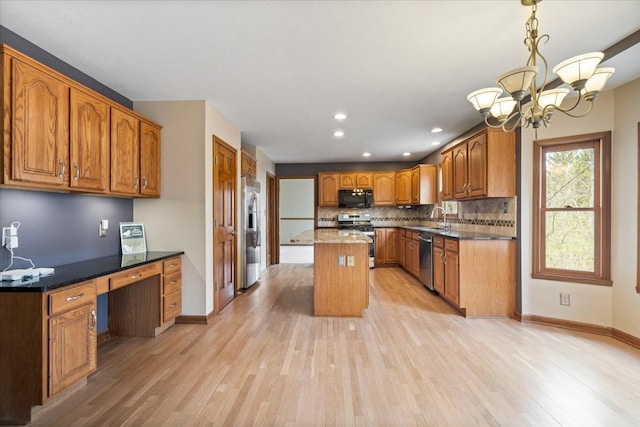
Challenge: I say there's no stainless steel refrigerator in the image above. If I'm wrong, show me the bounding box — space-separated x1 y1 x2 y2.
241 177 261 289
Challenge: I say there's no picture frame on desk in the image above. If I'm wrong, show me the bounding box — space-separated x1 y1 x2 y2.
120 223 147 254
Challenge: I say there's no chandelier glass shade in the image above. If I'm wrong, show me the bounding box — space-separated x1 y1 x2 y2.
467 0 615 131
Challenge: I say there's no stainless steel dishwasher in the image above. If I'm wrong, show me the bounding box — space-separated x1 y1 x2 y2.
418 232 434 291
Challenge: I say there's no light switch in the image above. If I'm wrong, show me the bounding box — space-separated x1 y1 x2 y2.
338 255 345 266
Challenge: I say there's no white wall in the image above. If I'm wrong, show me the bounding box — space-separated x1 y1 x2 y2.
132 101 207 316
520 78 640 338
133 100 243 317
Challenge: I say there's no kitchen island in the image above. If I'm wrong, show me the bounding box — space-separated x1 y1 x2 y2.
292 229 371 317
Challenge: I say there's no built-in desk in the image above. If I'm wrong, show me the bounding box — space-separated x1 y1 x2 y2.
0 251 183 425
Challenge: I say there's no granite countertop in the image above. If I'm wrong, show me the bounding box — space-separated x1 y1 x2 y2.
0 251 184 292
401 226 514 240
291 229 372 244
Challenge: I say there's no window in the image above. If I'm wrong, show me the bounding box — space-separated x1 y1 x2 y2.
532 131 611 285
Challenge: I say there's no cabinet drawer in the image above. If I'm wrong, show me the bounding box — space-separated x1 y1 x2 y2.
409 231 419 240
49 281 96 316
163 290 182 322
164 271 182 294
163 257 181 275
109 263 161 291
433 236 444 248
445 239 459 252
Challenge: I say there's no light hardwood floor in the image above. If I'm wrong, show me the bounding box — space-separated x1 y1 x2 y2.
32 265 640 426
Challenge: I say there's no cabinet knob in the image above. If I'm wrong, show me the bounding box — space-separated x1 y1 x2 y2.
90 309 97 331
58 159 66 180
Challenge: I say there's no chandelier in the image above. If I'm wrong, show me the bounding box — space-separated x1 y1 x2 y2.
467 0 615 131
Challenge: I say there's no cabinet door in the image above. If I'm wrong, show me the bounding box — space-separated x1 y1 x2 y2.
410 237 420 277
410 167 420 205
140 121 161 197
444 243 459 305
356 172 373 189
395 169 411 205
318 172 339 206
11 58 69 186
386 228 399 263
467 133 488 198
440 151 454 201
398 232 406 268
49 304 97 396
404 236 413 273
110 107 140 195
372 172 396 206
69 88 109 192
374 229 386 264
433 245 445 294
453 144 468 199
339 173 357 189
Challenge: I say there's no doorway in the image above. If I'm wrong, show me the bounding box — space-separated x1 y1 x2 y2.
266 172 277 266
213 136 237 313
278 177 316 264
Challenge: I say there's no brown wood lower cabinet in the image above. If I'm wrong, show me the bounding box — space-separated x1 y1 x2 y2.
0 255 182 425
404 231 420 278
433 236 515 318
374 228 399 265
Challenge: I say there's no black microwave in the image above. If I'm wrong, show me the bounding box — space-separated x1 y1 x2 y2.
338 189 373 208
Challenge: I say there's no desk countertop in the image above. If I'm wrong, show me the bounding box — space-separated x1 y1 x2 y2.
0 251 184 293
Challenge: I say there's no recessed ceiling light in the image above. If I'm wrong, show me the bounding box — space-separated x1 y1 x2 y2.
402 152 411 157
334 113 347 120
431 127 443 133
363 152 371 157
334 130 344 137
431 141 441 146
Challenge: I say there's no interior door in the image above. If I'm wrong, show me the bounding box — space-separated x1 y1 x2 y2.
213 136 237 313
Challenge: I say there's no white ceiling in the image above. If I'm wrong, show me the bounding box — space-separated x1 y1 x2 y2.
1 0 639 164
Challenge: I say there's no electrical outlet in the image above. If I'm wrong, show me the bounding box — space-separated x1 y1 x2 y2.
502 201 509 213
347 256 355 267
2 226 18 249
560 292 571 306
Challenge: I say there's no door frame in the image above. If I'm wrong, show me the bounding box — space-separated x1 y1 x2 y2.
266 172 277 265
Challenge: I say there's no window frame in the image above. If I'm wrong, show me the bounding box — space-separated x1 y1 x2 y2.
532 131 612 286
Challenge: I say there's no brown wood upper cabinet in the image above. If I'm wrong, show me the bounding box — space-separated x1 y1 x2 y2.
318 172 340 206
440 150 454 201
139 120 161 197
241 150 257 179
411 164 437 205
442 128 515 200
1 44 162 198
372 171 396 206
395 169 412 205
339 172 373 189
4 55 70 188
70 88 110 192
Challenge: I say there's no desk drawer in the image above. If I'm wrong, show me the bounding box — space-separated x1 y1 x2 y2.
164 271 182 294
433 236 444 248
163 257 181 275
163 290 181 322
49 281 96 316
110 263 161 291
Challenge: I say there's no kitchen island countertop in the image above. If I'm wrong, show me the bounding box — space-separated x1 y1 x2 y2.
291 229 372 244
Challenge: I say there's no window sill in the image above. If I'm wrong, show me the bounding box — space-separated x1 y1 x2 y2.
532 272 612 287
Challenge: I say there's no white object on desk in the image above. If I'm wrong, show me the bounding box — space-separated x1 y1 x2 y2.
0 267 55 281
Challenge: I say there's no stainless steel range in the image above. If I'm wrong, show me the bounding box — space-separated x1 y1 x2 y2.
337 213 375 268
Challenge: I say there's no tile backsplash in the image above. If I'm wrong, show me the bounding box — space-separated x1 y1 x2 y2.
317 197 517 237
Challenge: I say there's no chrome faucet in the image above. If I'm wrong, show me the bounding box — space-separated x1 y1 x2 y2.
431 206 450 231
